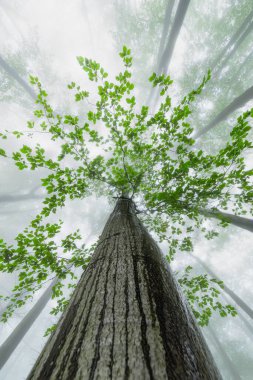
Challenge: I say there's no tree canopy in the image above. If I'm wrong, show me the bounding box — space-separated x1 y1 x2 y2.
1 46 252 331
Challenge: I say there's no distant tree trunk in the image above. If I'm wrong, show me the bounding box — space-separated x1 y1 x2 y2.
211 9 253 75
0 54 36 99
147 0 175 109
216 20 253 76
158 0 190 75
221 292 253 337
28 197 221 379
234 49 253 79
0 278 57 370
198 208 253 233
207 325 242 380
191 255 253 320
193 84 253 138
156 0 175 66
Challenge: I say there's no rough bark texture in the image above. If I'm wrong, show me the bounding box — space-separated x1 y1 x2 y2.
27 198 221 379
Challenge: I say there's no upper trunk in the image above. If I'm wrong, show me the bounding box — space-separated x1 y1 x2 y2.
27 198 221 379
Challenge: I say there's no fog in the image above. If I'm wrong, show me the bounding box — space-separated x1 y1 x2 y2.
0 0 253 378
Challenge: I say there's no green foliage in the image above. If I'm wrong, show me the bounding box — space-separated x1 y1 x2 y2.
178 266 237 326
0 46 252 326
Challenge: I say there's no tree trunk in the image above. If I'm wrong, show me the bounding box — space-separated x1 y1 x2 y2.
0 54 36 100
0 278 58 370
198 208 253 233
221 292 253 337
156 0 175 67
207 326 242 380
146 0 175 109
211 9 253 75
193 84 253 138
27 197 221 380
158 0 190 75
191 255 253 320
216 20 253 76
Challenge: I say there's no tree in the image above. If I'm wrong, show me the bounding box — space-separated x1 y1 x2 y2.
27 197 222 379
191 254 253 320
0 47 252 377
207 325 242 380
0 277 58 370
156 0 175 67
210 8 253 76
158 0 190 74
193 84 253 138
0 53 36 100
197 208 253 233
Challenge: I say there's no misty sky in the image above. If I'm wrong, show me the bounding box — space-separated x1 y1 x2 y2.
0 0 253 379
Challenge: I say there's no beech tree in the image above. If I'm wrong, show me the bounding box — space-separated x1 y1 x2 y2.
0 47 253 378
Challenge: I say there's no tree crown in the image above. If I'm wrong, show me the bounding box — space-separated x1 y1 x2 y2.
0 46 252 328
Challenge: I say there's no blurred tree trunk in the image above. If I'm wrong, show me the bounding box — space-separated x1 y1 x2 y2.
158 0 190 75
0 54 36 99
27 197 221 380
194 84 253 138
211 9 253 75
216 20 253 75
0 278 58 370
221 292 253 337
207 325 242 380
147 0 175 109
191 255 253 320
156 0 175 66
199 208 253 233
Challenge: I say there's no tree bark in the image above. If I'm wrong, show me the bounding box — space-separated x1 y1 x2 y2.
0 54 36 100
193 84 253 138
198 208 253 233
27 197 221 380
0 278 58 370
158 0 190 75
191 255 253 320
